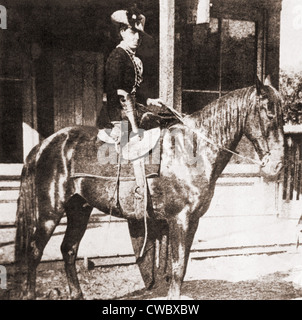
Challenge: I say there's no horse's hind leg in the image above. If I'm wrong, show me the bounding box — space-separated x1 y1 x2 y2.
61 195 92 300
25 214 62 299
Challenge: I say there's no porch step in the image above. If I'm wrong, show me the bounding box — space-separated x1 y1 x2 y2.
0 190 19 203
0 165 22 224
0 180 20 188
0 176 20 205
0 203 18 225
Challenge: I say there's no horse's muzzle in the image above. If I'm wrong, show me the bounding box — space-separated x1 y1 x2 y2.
261 159 283 179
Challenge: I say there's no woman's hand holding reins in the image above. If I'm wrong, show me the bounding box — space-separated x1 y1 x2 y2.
146 98 165 108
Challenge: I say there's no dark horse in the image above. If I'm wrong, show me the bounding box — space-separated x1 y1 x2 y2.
14 77 284 299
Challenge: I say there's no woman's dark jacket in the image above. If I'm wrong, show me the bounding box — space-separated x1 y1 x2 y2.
98 47 146 128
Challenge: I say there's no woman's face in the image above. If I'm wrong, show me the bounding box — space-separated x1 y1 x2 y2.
120 27 141 50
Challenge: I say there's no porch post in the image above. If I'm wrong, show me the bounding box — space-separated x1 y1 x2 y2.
22 58 39 162
159 0 176 110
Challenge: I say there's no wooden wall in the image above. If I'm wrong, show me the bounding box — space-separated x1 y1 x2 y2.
282 134 302 202
0 13 28 163
277 132 302 219
53 51 104 131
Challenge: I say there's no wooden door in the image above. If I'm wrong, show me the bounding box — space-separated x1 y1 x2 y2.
53 51 104 131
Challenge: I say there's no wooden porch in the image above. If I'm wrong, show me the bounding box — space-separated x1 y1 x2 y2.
0 0 288 265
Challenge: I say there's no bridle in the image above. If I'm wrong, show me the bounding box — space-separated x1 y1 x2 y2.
250 93 273 167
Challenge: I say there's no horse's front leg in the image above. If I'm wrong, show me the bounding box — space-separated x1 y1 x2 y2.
167 209 200 300
167 207 191 300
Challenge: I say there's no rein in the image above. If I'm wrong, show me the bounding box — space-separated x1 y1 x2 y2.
163 100 269 168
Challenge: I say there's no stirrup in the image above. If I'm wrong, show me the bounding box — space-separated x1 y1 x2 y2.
134 186 144 199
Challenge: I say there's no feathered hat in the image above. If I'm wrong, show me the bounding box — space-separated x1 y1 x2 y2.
111 7 147 35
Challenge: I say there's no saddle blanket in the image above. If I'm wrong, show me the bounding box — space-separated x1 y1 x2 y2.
72 128 161 179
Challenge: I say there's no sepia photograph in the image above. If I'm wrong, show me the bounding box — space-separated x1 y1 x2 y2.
0 0 302 303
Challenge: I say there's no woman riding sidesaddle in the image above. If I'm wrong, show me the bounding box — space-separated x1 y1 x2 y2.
98 7 169 145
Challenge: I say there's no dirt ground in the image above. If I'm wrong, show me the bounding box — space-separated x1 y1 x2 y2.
3 250 302 300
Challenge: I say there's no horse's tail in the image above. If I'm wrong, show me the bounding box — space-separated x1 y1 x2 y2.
14 145 39 295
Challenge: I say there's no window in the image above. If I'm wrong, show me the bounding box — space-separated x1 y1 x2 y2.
221 19 256 91
182 17 257 113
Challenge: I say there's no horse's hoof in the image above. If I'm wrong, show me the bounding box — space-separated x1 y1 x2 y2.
23 292 36 300
145 280 155 290
70 292 84 300
47 288 61 300
167 289 181 300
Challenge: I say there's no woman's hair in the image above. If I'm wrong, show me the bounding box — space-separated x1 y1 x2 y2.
115 24 128 41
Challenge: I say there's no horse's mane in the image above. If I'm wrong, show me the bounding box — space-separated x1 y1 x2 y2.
185 86 256 147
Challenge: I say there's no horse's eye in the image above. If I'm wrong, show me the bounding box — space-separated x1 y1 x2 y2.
267 102 275 115
264 105 275 119
261 99 275 119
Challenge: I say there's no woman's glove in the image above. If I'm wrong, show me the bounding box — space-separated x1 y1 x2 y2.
146 98 165 108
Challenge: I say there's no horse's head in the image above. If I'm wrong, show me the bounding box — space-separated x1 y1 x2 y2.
244 76 284 178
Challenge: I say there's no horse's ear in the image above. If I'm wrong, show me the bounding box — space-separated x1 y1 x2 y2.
264 75 272 86
256 76 264 95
